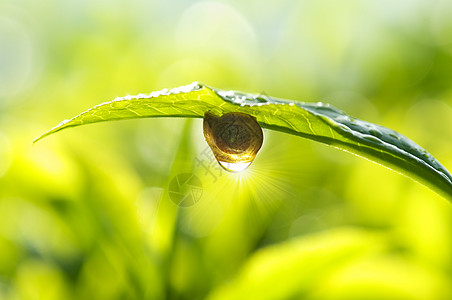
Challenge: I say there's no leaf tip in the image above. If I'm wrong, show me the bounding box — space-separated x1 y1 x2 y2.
32 132 49 144
32 119 71 144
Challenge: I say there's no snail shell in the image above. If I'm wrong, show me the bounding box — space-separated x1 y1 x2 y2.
203 111 263 169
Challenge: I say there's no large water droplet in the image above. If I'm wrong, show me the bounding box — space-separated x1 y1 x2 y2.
218 161 251 173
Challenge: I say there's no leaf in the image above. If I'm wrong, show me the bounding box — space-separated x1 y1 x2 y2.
34 82 452 201
207 228 384 300
207 227 452 300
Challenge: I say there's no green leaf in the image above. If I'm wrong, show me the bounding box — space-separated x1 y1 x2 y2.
34 82 452 201
207 227 452 300
207 228 384 300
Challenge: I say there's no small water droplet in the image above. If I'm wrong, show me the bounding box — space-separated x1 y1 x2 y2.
255 96 268 103
218 161 252 172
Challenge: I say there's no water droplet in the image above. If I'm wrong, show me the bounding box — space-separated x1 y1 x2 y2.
203 111 263 173
218 161 252 172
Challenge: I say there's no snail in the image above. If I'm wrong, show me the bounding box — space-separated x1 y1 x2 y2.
203 111 263 172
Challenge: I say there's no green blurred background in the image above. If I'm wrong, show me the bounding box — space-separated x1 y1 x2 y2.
1 0 452 299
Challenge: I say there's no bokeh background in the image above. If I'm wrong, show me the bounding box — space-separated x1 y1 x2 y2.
1 0 452 299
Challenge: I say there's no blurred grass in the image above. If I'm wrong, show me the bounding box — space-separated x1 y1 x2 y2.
1 0 451 299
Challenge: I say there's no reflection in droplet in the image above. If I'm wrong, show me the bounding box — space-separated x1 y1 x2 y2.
203 111 264 173
219 161 251 173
